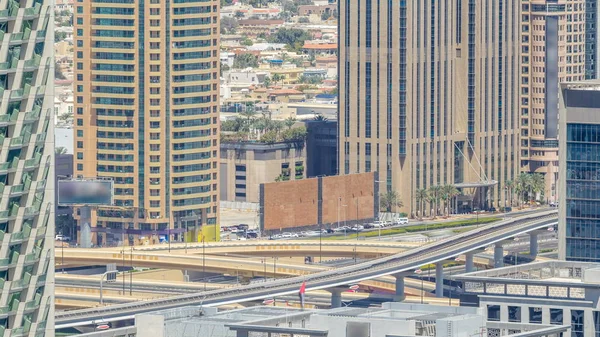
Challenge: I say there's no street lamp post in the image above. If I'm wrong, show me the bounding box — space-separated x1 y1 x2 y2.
273 256 278 279
99 270 118 305
129 246 133 296
202 237 206 291
319 223 322 263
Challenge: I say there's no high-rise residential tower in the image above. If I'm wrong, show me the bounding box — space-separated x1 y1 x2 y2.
74 0 220 245
339 1 520 214
520 0 586 204
0 0 55 334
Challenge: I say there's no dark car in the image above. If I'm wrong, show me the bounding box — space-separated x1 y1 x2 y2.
246 232 258 239
363 223 374 229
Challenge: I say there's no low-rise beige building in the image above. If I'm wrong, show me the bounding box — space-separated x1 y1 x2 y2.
220 141 306 203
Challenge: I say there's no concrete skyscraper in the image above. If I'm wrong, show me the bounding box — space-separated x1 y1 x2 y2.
0 0 55 334
339 1 520 214
520 0 586 203
73 0 220 244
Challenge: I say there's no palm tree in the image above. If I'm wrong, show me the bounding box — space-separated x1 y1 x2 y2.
442 185 460 216
428 185 442 216
516 172 532 207
380 190 403 213
240 108 256 132
427 195 437 218
531 173 545 202
272 73 284 85
284 116 296 130
504 180 515 207
415 188 428 220
55 147 68 155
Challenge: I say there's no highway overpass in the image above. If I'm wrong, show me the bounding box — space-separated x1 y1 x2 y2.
55 210 557 328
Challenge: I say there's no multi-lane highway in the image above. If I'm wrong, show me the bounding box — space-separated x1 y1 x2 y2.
55 210 557 328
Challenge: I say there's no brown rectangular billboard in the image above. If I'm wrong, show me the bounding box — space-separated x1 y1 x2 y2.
260 172 377 233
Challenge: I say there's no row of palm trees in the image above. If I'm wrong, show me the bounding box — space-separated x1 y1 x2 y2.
414 185 461 219
504 173 545 207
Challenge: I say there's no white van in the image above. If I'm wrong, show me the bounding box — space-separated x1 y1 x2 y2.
394 218 409 225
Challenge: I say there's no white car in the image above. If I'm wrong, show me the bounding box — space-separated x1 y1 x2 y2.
395 218 409 225
373 221 385 228
55 234 70 241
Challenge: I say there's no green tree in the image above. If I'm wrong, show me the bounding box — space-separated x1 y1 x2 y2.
298 17 310 23
271 73 284 85
263 76 272 87
233 53 259 69
530 173 545 201
516 172 532 206
504 180 514 207
221 16 239 34
313 113 328 121
415 188 429 220
260 130 278 144
235 11 245 18
55 147 68 155
428 185 442 216
268 28 312 52
241 37 253 46
442 185 460 216
380 190 403 213
284 116 296 129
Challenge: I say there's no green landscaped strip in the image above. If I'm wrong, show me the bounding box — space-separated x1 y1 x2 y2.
317 217 501 241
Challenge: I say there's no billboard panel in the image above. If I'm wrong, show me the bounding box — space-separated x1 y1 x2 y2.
58 180 114 206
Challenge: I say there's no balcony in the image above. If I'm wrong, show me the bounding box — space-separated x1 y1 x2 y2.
9 184 26 197
23 3 41 18
0 8 15 22
23 106 42 123
35 133 46 144
35 180 46 192
9 132 31 149
36 30 46 40
34 85 46 97
10 27 31 41
23 54 41 71
0 157 19 174
35 226 46 238
0 111 18 126
23 153 41 171
0 60 16 75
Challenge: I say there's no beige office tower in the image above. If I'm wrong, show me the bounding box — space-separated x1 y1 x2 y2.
339 1 520 215
0 0 55 334
74 0 220 245
520 0 586 203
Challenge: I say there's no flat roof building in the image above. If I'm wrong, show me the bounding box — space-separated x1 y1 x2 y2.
453 261 600 337
70 302 570 337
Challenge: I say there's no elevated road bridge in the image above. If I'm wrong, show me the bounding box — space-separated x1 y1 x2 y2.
55 210 557 328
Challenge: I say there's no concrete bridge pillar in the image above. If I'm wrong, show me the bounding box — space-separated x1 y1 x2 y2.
392 272 412 301
435 262 444 298
494 243 504 268
465 252 475 273
329 288 343 308
530 233 539 258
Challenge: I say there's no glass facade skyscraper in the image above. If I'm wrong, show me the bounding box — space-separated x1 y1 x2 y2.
0 0 55 334
559 82 600 262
